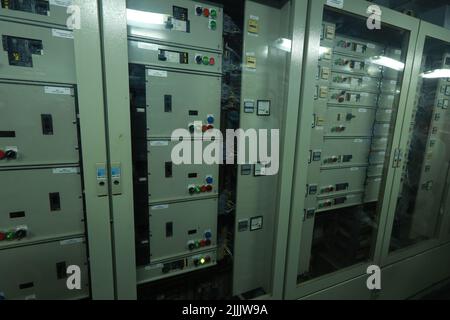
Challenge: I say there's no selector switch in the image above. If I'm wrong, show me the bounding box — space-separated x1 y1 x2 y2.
5 149 17 160
195 55 203 64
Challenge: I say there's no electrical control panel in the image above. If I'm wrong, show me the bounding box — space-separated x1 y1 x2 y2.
143 66 221 138
127 0 223 51
147 139 219 203
128 0 222 282
305 21 403 213
0 20 76 83
0 239 89 300
149 198 217 262
0 82 79 167
0 167 84 247
0 13 88 300
0 0 70 26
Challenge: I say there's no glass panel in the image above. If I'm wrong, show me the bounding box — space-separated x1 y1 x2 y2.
126 0 295 299
297 6 410 283
389 37 450 252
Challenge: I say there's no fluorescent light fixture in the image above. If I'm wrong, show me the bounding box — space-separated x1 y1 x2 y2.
126 9 166 26
420 69 450 79
274 38 292 52
369 56 405 71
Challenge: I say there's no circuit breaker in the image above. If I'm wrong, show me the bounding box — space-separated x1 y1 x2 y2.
0 13 88 299
128 0 222 281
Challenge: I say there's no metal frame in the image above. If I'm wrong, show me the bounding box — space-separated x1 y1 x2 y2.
269 0 309 299
99 0 138 299
379 20 450 267
284 0 420 300
73 0 115 299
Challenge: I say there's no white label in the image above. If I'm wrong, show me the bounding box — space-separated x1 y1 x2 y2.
45 86 72 95
350 167 359 171
249 15 259 21
60 238 84 246
374 178 382 182
395 49 402 55
25 294 37 300
391 80 397 84
385 109 393 114
145 263 164 271
136 108 146 113
137 42 158 51
49 0 72 7
358 108 367 113
150 141 169 147
53 167 79 174
151 204 169 210
367 43 376 49
166 51 180 63
361 92 369 97
354 139 363 143
148 69 167 78
172 19 187 32
52 29 74 39
326 0 344 8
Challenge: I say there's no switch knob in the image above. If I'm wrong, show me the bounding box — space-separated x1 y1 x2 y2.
189 124 195 133
195 6 203 16
5 149 17 159
189 186 196 195
195 55 203 64
14 229 27 240
188 241 195 251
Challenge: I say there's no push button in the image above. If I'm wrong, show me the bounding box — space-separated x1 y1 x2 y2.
203 8 210 17
195 55 203 65
5 149 17 160
209 57 215 65
206 176 213 184
0 232 6 241
0 150 5 160
195 6 203 16
207 116 215 124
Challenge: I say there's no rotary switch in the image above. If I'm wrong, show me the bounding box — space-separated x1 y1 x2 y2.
5 149 17 160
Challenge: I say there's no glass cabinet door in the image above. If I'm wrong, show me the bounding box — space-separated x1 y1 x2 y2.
284 0 418 299
385 29 450 259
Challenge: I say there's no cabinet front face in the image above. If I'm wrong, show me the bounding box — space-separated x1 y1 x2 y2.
284 0 419 299
382 32 450 263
